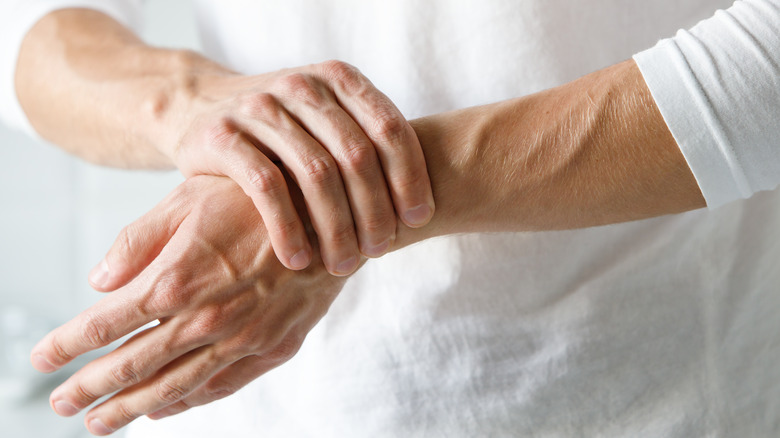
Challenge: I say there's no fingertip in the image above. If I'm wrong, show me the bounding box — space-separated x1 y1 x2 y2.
31 353 56 373
87 418 114 436
330 255 359 277
146 411 167 421
362 237 392 258
53 399 80 417
88 260 111 291
288 248 312 270
401 202 434 228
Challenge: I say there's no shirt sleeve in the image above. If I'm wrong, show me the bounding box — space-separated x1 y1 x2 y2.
0 0 144 136
633 0 780 208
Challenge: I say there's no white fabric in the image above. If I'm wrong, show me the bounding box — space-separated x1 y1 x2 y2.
635 0 780 208
2 1 780 437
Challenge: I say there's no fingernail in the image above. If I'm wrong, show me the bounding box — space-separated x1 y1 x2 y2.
31 354 56 373
364 239 391 258
147 408 173 420
54 400 79 417
89 418 113 436
403 204 432 227
289 249 311 270
334 256 358 276
88 260 110 288
147 410 166 420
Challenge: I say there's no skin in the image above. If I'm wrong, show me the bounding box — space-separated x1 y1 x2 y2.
16 8 436 276
19 7 707 438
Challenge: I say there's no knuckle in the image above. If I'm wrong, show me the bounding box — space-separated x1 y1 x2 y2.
321 60 362 87
328 220 357 246
73 382 98 405
110 360 141 387
301 155 339 187
196 306 227 334
148 272 188 314
278 73 323 106
79 314 113 348
273 215 301 241
114 401 139 424
245 166 285 197
370 111 407 144
48 337 73 365
230 328 266 355
239 92 279 119
189 304 250 345
360 212 395 236
205 382 240 400
266 337 303 364
339 143 377 175
156 379 188 404
204 118 239 153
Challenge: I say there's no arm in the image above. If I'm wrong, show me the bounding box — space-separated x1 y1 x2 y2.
395 59 705 247
30 57 705 436
25 0 780 434
15 8 435 274
401 0 780 243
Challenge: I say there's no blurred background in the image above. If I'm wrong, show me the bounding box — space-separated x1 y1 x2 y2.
0 2 198 436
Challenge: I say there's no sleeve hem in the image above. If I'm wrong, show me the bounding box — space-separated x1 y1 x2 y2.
633 38 748 209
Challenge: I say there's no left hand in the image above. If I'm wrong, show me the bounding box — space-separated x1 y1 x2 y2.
29 175 348 436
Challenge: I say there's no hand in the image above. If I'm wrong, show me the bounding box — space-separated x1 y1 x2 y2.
17 8 433 278
31 176 348 436
161 60 434 276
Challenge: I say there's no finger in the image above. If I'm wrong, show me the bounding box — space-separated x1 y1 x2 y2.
88 192 186 292
49 318 202 417
237 95 360 276
318 60 435 228
204 121 312 270
277 78 396 258
83 345 227 436
147 333 304 420
146 354 265 419
30 287 155 373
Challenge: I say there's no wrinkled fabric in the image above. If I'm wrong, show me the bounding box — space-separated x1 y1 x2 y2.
635 0 780 208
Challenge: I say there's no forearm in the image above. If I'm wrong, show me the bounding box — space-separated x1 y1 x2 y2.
17 8 440 275
15 8 228 168
398 59 706 247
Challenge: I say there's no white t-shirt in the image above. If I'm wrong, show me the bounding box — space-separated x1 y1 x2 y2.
2 1 780 437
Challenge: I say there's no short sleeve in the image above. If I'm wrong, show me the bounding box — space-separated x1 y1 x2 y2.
0 0 144 136
633 0 780 208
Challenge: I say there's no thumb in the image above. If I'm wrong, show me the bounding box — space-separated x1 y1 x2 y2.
88 204 184 292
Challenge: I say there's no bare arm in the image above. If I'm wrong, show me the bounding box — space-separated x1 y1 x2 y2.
15 8 191 167
16 8 436 274
394 58 705 248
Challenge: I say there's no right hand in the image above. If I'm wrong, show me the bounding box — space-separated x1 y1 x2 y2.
162 60 434 277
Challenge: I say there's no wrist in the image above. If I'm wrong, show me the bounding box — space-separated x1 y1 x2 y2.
395 106 497 248
396 60 703 253
140 48 236 162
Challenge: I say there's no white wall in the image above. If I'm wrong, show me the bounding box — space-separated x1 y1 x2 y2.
0 2 199 436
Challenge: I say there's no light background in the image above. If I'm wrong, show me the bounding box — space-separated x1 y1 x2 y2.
0 2 199 436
